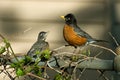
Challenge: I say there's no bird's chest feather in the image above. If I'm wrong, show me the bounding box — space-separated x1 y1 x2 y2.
63 25 87 46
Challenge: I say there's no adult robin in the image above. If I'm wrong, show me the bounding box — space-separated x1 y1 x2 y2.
27 31 49 59
61 13 108 48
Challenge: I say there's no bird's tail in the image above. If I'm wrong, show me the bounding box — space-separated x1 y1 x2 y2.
95 40 109 43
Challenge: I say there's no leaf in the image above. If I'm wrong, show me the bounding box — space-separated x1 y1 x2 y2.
82 50 91 56
0 46 5 54
4 39 10 48
25 66 32 73
10 62 21 68
6 42 10 48
24 56 32 65
40 49 51 61
87 50 91 56
71 55 79 62
10 63 16 68
16 68 25 76
35 50 41 55
33 66 41 76
54 74 63 80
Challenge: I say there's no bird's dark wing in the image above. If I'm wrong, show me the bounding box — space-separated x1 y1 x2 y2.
73 25 108 43
27 41 49 57
73 25 95 42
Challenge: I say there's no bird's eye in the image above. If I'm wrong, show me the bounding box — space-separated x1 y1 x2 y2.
40 33 43 36
65 18 70 21
67 18 70 20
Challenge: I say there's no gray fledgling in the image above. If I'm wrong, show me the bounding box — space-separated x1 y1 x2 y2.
27 31 49 58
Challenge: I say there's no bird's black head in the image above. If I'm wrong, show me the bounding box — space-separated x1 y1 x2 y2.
62 13 77 25
38 31 48 41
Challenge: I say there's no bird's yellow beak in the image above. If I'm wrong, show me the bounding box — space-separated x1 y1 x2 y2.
61 16 65 20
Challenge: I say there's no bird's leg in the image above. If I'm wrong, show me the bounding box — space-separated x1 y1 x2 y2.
77 45 87 54
65 44 71 47
73 45 86 54
43 61 49 79
73 46 80 54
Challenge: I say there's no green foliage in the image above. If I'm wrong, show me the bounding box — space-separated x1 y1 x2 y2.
0 39 10 54
32 66 42 76
10 49 51 78
71 55 79 62
11 62 21 68
11 56 33 77
0 34 52 79
11 56 32 68
54 74 63 80
54 74 71 80
40 49 51 61
82 50 91 56
0 46 5 54
4 39 10 48
35 50 41 55
23 56 32 65
16 68 25 76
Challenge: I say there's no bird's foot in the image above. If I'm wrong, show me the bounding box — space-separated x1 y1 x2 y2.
43 72 49 79
65 44 71 47
73 47 82 54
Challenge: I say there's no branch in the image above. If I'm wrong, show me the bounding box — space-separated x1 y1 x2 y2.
48 56 113 70
26 73 46 80
89 44 117 56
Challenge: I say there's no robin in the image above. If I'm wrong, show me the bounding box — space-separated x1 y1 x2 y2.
26 31 49 79
61 13 108 48
27 31 49 58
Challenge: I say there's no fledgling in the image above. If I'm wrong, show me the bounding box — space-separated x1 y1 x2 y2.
27 31 49 58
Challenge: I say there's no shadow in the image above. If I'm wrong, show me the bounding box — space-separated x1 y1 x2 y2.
110 0 120 48
0 7 21 37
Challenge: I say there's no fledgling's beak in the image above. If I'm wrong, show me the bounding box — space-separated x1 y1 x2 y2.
45 31 49 37
61 16 65 20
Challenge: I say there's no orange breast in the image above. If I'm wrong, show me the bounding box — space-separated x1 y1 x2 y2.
63 25 87 46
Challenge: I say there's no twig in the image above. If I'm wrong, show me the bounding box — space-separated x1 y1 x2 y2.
26 73 46 80
0 34 5 40
78 68 86 80
51 56 60 68
72 62 78 80
53 52 87 58
9 45 19 62
47 61 62 74
53 46 66 51
89 44 117 55
96 70 109 80
109 32 119 47
53 52 73 56
0 33 19 62
3 66 15 80
94 51 103 58
43 61 49 78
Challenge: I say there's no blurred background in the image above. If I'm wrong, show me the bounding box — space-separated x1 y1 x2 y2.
0 0 120 80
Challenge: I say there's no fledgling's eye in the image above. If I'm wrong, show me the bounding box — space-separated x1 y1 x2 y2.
40 33 43 36
67 18 71 20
